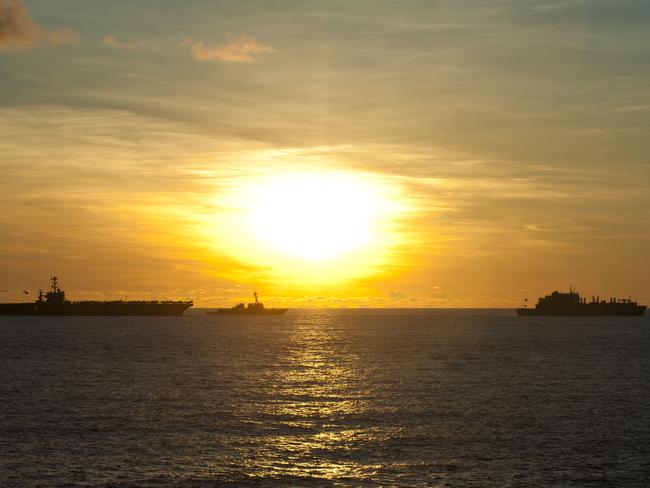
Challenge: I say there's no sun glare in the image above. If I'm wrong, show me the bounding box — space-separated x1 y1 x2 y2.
248 173 383 261
208 170 406 285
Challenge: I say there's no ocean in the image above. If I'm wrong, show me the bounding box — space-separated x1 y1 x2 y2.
1 309 649 487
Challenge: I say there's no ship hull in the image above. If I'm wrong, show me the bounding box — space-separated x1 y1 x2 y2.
517 305 646 316
207 308 288 315
0 301 193 316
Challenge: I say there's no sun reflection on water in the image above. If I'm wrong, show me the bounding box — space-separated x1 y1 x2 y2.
239 313 383 481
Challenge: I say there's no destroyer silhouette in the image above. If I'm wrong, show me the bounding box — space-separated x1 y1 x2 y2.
207 292 287 315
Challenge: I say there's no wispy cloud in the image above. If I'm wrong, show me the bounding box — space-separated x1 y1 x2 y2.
45 26 77 46
0 0 39 50
0 0 78 51
103 34 143 50
181 33 275 63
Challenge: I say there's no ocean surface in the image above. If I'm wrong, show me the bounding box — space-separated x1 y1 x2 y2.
1 309 649 487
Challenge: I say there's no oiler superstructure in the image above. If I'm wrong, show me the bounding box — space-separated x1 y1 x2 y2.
0 277 192 316
207 292 288 315
517 286 646 316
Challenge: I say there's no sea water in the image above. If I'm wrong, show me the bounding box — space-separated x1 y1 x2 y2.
1 309 649 487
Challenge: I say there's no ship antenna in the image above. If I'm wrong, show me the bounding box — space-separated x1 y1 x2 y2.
254 292 259 304
51 276 58 292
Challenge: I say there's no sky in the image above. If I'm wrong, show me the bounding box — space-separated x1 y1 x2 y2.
1 0 649 307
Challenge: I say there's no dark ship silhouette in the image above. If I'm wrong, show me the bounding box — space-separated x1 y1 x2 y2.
0 277 192 316
517 286 646 316
207 292 287 315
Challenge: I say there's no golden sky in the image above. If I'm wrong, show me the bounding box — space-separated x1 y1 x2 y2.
1 0 649 307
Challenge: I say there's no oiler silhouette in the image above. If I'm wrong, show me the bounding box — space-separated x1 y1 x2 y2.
517 286 646 316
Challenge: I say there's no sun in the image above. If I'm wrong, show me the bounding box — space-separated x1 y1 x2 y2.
207 169 406 285
246 173 385 261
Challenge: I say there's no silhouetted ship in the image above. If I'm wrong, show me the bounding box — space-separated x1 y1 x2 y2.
0 277 192 316
517 287 646 316
207 292 287 315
